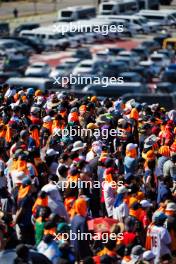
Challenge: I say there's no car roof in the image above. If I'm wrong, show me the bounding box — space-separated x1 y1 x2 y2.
120 72 139 77
79 60 93 64
118 51 134 55
84 82 143 89
150 53 165 58
140 61 153 66
60 5 95 11
31 62 48 66
0 39 18 43
7 77 51 84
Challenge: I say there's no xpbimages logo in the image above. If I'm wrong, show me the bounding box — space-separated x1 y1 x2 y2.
53 74 124 88
53 179 124 191
53 230 124 243
53 22 124 35
53 126 122 140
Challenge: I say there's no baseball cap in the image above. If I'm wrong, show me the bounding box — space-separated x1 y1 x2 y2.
20 130 29 138
69 167 78 176
140 200 152 208
117 186 129 194
43 115 52 123
22 177 32 186
152 211 167 223
126 143 138 151
143 250 155 261
46 149 59 157
166 202 176 211
31 106 40 114
131 245 145 256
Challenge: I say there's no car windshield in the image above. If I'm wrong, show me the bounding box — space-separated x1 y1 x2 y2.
61 11 73 17
56 65 70 70
139 18 148 23
151 57 162 62
32 64 45 68
80 64 92 68
0 42 13 48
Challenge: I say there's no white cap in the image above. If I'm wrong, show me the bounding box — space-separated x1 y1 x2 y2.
31 106 40 114
43 115 52 123
143 250 155 261
166 202 176 211
46 149 59 157
126 143 138 151
117 186 129 194
14 171 26 184
140 200 152 208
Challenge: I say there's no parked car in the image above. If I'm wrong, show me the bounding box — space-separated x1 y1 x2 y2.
161 64 176 83
132 66 150 80
72 60 104 75
25 62 51 77
139 40 160 52
120 72 145 83
118 50 141 63
2 55 29 74
139 60 158 80
153 33 172 47
115 56 135 68
131 46 150 60
0 71 21 83
5 37 45 53
150 52 170 67
7 77 56 91
0 22 9 37
13 23 40 35
0 39 34 56
73 48 92 60
107 47 125 56
50 63 74 79
60 58 81 70
83 82 147 97
101 61 129 77
156 82 176 93
157 49 175 62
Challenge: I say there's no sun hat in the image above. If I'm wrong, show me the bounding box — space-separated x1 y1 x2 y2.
72 141 87 152
144 135 159 149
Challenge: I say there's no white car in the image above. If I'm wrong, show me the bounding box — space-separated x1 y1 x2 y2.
72 60 94 75
118 51 141 64
50 63 74 79
150 52 170 67
25 62 51 77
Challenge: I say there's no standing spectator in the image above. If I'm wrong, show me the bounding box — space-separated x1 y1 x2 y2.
13 8 18 18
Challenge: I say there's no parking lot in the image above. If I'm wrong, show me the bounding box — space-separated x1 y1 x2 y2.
0 1 176 100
